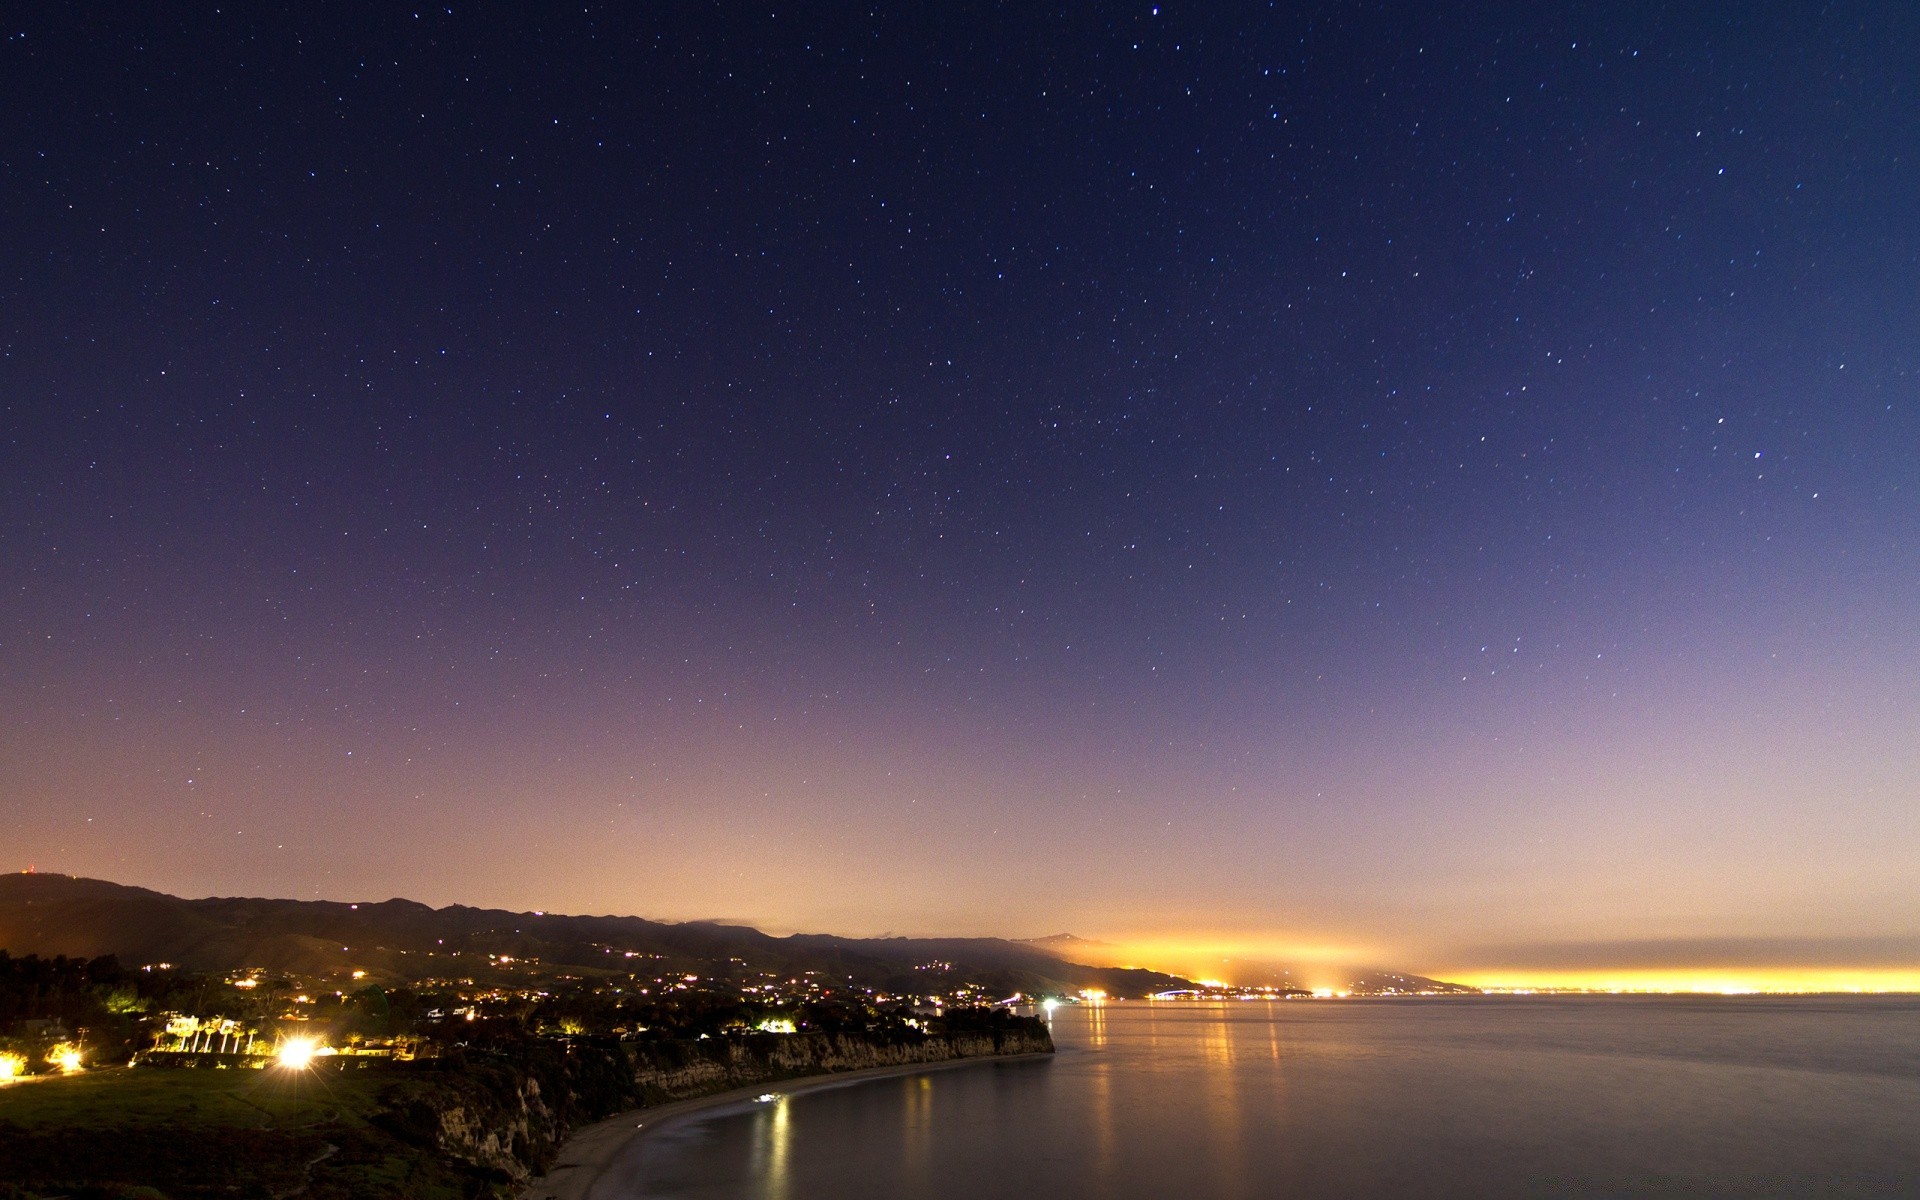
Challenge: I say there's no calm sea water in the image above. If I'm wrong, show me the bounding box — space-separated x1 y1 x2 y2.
596 997 1920 1198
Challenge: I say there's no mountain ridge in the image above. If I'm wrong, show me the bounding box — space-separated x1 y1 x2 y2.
0 873 1192 998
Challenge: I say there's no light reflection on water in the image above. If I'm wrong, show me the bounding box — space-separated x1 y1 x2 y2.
766 1096 788 1200
1199 1007 1249 1199
902 1074 932 1181
1087 1049 1115 1189
603 998 1920 1199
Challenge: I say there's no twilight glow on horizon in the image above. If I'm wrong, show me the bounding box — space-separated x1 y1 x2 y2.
3 4 1916 991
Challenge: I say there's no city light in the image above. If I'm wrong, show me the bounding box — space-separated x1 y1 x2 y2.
276 1036 321 1069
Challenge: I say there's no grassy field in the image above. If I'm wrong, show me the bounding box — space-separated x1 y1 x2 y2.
0 1064 383 1129
0 1066 487 1200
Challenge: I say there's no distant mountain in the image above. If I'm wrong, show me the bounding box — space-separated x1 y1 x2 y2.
1021 933 1119 959
0 874 1195 999
1345 970 1477 995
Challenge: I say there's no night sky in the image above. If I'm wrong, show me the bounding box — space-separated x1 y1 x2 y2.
5 3 1917 988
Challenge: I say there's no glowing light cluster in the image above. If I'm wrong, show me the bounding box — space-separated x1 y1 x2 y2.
277 1036 325 1069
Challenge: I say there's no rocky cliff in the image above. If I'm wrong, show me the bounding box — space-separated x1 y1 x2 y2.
626 1026 1053 1103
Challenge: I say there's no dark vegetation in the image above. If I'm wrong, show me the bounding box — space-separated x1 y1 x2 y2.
0 952 424 1072
0 953 183 1067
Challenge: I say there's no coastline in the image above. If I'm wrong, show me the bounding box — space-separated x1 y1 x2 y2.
520 1050 1056 1200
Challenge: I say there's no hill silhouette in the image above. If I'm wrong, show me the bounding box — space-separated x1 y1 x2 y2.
0 874 1191 998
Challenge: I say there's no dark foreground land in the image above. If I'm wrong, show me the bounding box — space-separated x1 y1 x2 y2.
0 880 1081 1198
0 1062 472 1200
0 1016 1053 1199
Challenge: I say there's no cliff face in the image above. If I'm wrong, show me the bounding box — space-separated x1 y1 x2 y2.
380 1056 589 1186
394 1023 1053 1187
425 1073 562 1180
628 1027 1054 1103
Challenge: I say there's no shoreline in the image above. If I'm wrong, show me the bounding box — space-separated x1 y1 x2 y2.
520 1050 1056 1200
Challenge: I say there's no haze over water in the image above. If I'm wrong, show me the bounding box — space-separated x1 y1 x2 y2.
603 998 1920 1199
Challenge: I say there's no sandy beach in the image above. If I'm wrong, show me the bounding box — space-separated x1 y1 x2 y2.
520 1051 1055 1200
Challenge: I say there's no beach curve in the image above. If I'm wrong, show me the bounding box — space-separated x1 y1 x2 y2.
521 1051 1056 1200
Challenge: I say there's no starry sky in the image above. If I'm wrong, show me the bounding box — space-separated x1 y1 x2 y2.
4 3 1917 988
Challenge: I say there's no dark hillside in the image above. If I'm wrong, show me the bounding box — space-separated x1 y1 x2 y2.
0 874 1192 998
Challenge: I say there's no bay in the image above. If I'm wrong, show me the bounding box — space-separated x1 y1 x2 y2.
597 997 1920 1198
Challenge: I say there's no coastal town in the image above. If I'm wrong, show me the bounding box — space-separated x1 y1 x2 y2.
0 942 1330 1082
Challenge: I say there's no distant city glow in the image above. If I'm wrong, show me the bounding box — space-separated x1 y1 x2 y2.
1000 936 1920 996
1044 935 1378 992
1455 969 1920 995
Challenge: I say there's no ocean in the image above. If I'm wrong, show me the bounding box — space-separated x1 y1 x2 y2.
593 996 1920 1198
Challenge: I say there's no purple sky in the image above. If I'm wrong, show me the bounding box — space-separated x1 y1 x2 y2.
4 2 1916 982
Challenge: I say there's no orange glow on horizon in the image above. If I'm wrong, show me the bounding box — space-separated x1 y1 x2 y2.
1061 934 1383 992
1062 934 1920 995
1107 935 1373 964
1449 967 1920 994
